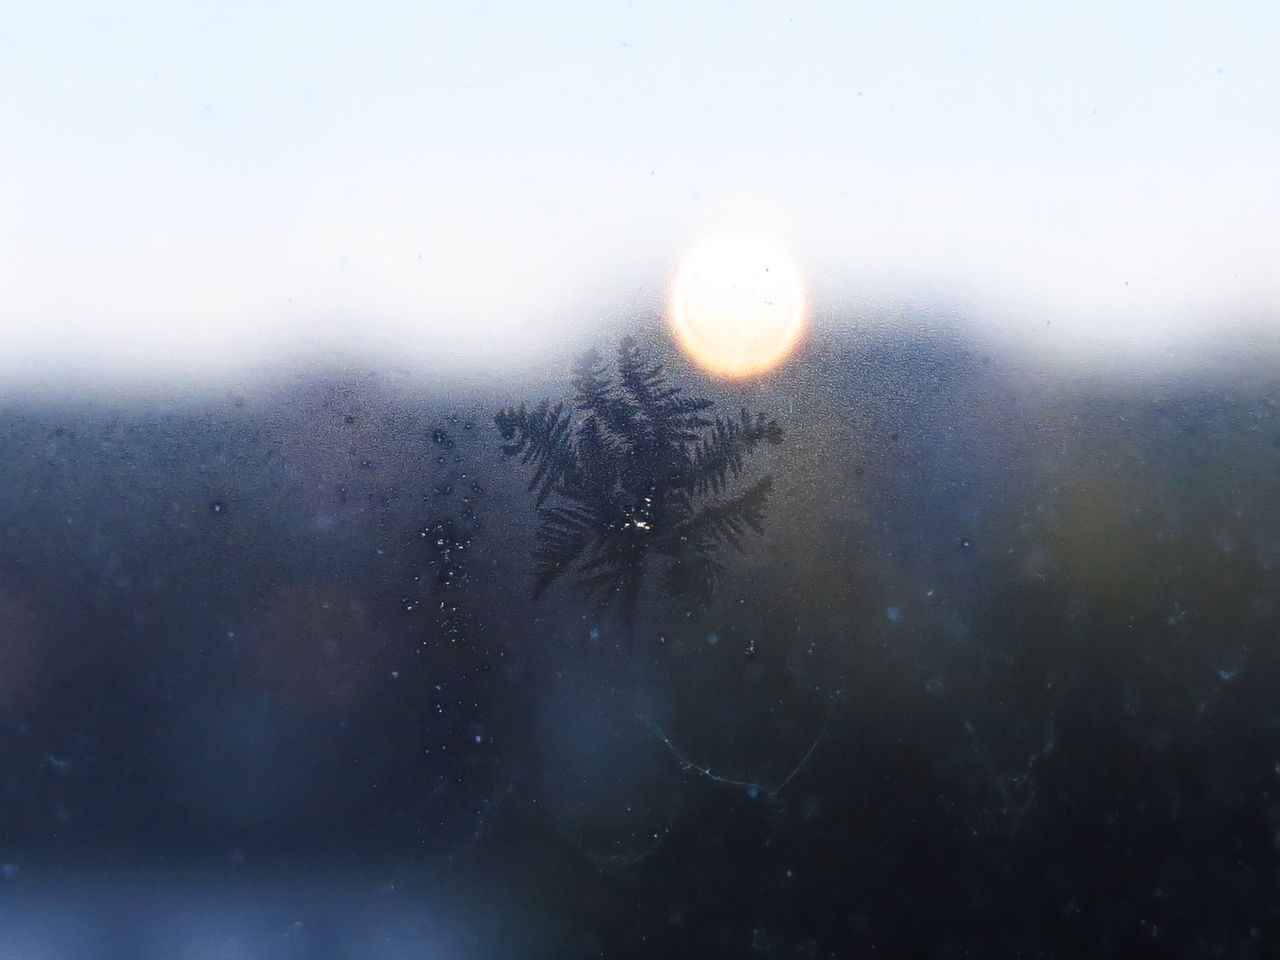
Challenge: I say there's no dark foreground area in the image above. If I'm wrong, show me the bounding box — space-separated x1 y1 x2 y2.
2 327 1279 958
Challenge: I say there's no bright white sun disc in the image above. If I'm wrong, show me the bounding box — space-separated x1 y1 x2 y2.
670 234 806 378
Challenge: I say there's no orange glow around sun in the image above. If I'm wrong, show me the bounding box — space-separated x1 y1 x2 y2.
669 233 806 378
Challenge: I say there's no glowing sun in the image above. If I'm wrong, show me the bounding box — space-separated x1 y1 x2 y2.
669 233 806 378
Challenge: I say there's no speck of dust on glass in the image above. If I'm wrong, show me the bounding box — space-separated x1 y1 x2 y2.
1 5 1278 955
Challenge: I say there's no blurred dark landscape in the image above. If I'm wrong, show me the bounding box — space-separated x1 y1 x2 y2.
2 322 1279 958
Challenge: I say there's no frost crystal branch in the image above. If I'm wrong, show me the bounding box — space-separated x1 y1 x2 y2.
495 337 784 627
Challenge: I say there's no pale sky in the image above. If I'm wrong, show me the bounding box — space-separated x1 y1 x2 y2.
2 0 1277 381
